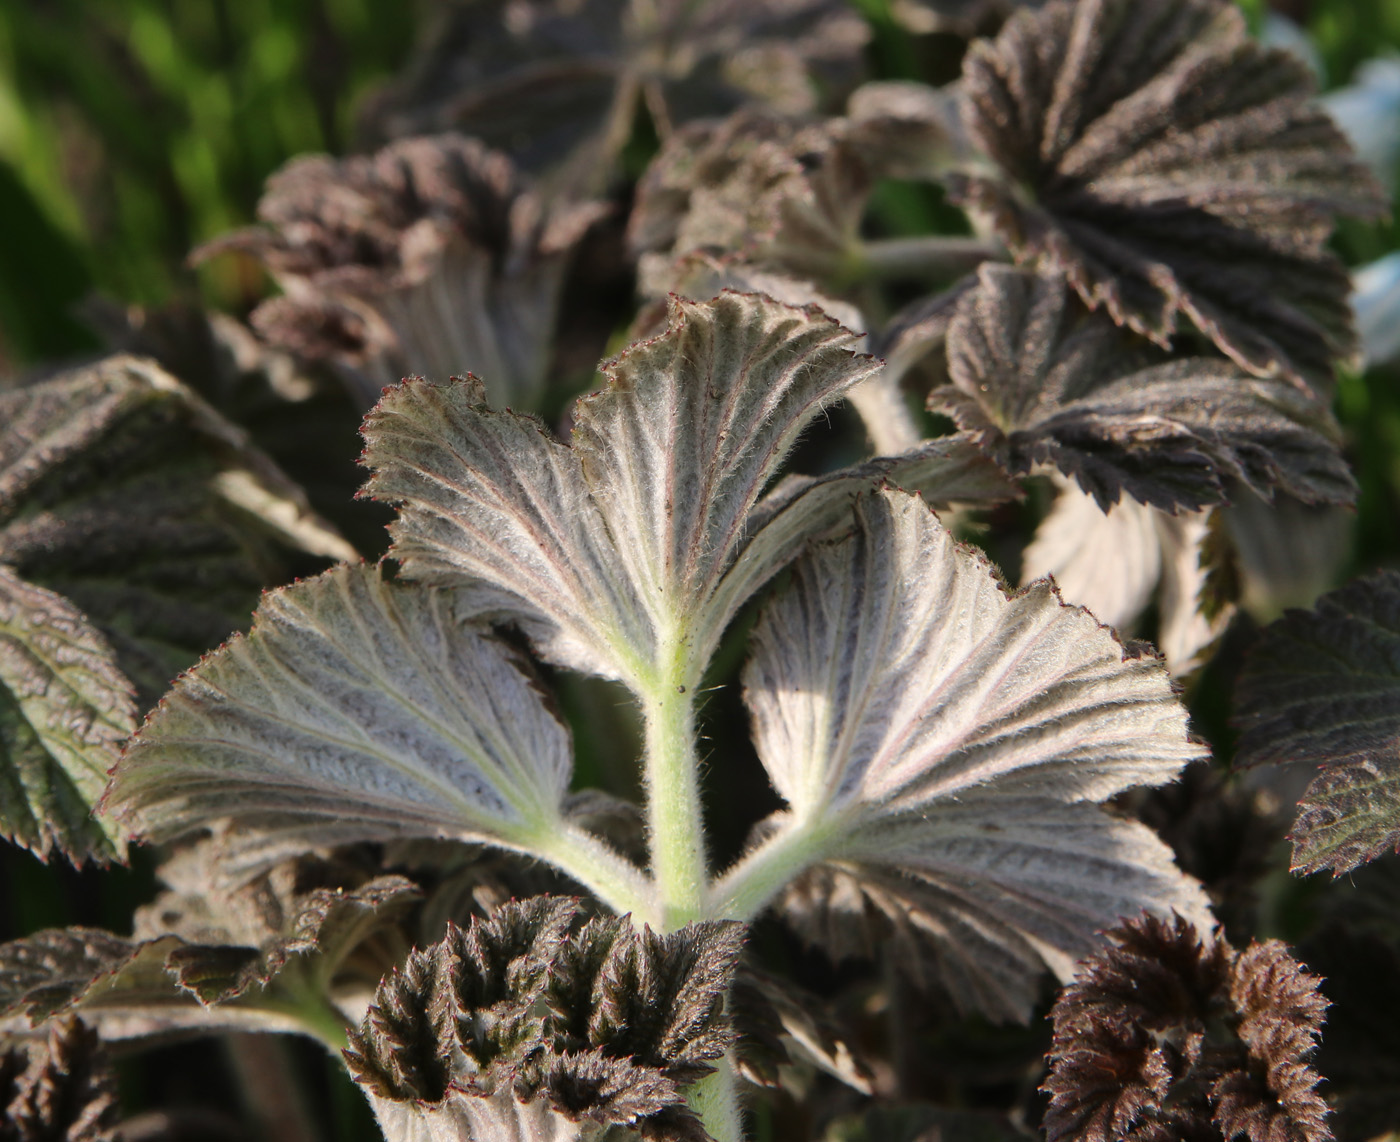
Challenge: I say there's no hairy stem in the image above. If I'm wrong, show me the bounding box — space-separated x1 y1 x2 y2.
708 816 839 923
529 821 659 925
640 666 710 931
688 1055 743 1142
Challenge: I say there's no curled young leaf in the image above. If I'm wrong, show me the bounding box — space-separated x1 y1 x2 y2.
722 487 1210 1021
363 292 890 690
196 135 606 412
0 568 135 864
133 840 420 1005
952 0 1385 393
0 356 353 707
931 266 1356 512
1042 914 1330 1142
345 897 743 1142
1 1017 119 1142
1234 571 1400 876
103 562 578 863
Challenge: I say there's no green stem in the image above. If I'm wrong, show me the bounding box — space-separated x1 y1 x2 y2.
854 234 1001 281
641 675 709 931
688 1055 743 1142
529 821 660 926
707 815 838 923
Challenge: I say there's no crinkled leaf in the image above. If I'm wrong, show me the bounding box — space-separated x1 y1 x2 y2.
149 871 421 1005
737 487 1209 1020
0 929 307 1043
104 562 577 863
931 266 1355 512
196 135 605 412
1 1017 120 1142
952 0 1385 393
363 292 884 688
0 568 135 863
1234 571 1400 868
0 356 353 707
346 897 742 1142
1234 571 1400 875
360 0 867 189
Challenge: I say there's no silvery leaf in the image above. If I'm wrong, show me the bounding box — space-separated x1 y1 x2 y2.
103 562 576 859
364 292 887 689
730 487 1210 1020
1021 480 1227 673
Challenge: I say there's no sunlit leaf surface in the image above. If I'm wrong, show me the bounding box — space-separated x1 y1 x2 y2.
104 563 575 857
742 488 1210 1019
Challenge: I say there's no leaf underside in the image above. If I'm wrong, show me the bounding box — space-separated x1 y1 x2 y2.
103 562 574 866
362 291 884 688
745 487 1210 1020
1234 570 1400 875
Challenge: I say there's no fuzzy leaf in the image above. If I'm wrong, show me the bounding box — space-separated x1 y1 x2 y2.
0 567 135 863
738 487 1209 1020
1234 571 1400 875
952 0 1385 393
0 356 353 707
196 135 606 412
104 562 575 859
363 292 884 688
360 0 866 187
931 266 1355 512
0 929 309 1043
346 897 742 1142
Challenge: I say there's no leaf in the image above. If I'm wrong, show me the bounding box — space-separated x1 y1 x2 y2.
1233 571 1400 875
0 356 354 706
729 964 872 1093
0 567 135 863
951 0 1385 393
1020 480 1227 673
363 291 885 689
104 562 577 861
345 897 743 1142
0 928 308 1044
1041 916 1330 1142
196 135 607 412
360 0 867 189
735 487 1210 1020
2 850 421 1044
135 843 421 1004
1 1017 120 1142
931 265 1356 512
